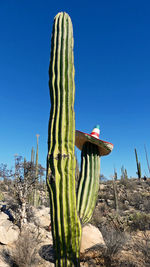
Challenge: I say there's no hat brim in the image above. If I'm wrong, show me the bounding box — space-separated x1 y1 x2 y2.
75 130 114 156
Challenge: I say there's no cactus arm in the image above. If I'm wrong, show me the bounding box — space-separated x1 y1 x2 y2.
77 142 100 224
47 12 81 266
84 146 100 221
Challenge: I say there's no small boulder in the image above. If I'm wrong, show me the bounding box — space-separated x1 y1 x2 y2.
32 207 50 228
0 257 10 267
0 216 19 245
80 224 106 253
107 199 114 206
0 212 9 225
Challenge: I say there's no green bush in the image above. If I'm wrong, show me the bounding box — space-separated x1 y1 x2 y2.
129 212 150 231
0 191 4 201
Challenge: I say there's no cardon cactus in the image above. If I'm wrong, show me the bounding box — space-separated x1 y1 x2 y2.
47 12 113 266
77 142 100 224
47 12 81 266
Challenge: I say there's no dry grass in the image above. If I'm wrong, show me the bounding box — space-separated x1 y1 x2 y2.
1 227 42 267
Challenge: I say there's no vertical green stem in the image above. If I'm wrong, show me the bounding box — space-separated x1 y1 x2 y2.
77 142 100 224
47 12 81 266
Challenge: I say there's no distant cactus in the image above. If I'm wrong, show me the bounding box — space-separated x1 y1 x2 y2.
121 165 128 180
114 168 117 181
124 168 128 179
113 174 119 212
35 134 39 179
144 144 150 174
135 148 142 179
31 147 35 163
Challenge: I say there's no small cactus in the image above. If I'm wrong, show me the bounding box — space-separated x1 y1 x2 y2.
31 147 35 163
113 173 119 212
144 145 150 174
135 148 142 179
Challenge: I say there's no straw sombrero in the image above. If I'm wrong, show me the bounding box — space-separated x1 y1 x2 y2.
75 125 114 156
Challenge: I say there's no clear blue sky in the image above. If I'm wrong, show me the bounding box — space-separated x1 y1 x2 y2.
0 0 150 179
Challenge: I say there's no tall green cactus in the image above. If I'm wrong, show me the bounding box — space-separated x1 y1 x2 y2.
135 148 142 179
77 142 100 224
47 12 81 266
31 147 35 163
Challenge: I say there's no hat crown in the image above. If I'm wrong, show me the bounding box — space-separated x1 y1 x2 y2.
90 125 100 139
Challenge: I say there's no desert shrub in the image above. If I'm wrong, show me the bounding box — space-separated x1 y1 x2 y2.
127 192 143 209
129 212 150 231
101 226 129 267
99 203 107 213
135 180 142 186
119 202 129 211
119 261 138 267
0 181 9 192
91 203 107 229
143 199 150 212
119 179 139 191
133 231 150 267
2 227 41 267
120 177 129 187
0 191 4 201
145 178 150 186
106 212 130 232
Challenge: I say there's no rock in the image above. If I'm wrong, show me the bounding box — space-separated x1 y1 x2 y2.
0 216 19 245
32 207 50 228
34 214 50 228
0 212 9 224
124 200 129 205
80 224 106 253
99 184 106 190
0 257 10 267
139 204 144 211
36 206 50 216
38 227 53 241
107 199 114 206
32 263 54 267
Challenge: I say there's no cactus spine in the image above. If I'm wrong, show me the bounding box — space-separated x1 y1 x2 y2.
47 12 81 266
77 142 100 224
135 148 141 179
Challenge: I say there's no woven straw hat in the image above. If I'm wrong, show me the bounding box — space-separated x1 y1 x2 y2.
75 125 113 156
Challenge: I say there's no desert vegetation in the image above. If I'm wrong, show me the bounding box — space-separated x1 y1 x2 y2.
0 155 150 266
